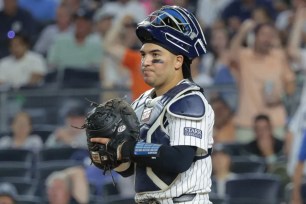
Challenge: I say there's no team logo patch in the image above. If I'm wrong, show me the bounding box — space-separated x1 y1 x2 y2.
141 107 153 122
117 125 126 133
184 127 202 139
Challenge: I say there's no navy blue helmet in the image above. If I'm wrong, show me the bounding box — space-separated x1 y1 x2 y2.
136 5 207 60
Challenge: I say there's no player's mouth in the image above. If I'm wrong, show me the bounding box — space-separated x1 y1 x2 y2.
142 69 153 75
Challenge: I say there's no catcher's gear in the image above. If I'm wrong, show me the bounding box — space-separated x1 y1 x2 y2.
84 98 140 171
136 5 207 60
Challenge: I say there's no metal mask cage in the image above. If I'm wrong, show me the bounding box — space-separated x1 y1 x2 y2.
143 8 192 35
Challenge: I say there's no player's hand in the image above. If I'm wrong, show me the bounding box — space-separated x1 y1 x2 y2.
56 128 73 144
90 137 124 160
90 137 110 145
240 19 256 33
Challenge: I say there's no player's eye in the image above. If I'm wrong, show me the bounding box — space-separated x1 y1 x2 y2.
152 53 160 58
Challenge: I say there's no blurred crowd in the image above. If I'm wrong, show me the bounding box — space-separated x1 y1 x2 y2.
0 0 306 203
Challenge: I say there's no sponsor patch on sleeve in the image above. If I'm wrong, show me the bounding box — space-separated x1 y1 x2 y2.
183 127 202 139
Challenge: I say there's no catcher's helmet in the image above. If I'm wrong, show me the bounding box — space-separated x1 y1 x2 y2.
136 5 207 60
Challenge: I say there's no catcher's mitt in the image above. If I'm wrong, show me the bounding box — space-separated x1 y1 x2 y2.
84 98 140 171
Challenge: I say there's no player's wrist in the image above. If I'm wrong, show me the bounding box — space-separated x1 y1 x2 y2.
121 140 137 160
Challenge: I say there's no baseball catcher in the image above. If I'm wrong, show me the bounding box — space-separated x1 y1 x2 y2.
83 98 140 173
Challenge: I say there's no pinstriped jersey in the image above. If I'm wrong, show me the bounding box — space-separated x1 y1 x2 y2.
131 80 214 203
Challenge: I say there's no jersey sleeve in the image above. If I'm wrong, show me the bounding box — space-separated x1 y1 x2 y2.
165 94 214 154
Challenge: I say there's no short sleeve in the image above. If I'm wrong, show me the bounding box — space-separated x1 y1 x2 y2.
165 98 214 154
89 37 104 68
47 38 61 67
29 53 47 74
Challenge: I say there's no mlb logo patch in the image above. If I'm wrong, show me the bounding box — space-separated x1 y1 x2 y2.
141 107 153 122
184 127 202 139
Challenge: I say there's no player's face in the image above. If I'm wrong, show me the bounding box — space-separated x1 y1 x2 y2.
254 120 272 139
47 179 70 204
0 196 15 204
140 43 183 95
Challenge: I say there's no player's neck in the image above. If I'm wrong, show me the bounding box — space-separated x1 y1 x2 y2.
154 76 184 97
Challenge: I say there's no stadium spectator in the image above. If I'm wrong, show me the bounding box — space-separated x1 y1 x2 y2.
96 0 147 23
103 14 151 100
211 97 236 143
222 0 276 34
45 106 86 148
94 6 116 39
196 27 235 87
196 0 232 28
47 8 103 70
0 33 47 89
252 6 273 24
276 0 306 45
246 114 283 170
46 167 89 204
34 4 73 56
230 19 296 143
0 111 43 152
212 144 236 197
61 0 81 16
18 0 59 23
0 0 37 59
94 6 132 99
0 183 17 204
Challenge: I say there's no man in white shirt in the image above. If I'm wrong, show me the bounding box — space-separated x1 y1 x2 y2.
0 33 47 89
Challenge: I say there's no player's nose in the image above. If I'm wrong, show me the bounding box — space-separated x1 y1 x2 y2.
141 55 153 67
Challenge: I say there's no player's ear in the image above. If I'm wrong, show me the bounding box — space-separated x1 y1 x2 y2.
174 55 184 70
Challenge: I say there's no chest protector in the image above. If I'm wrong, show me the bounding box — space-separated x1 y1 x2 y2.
132 81 203 193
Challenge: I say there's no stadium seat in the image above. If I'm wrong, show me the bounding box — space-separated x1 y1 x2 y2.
36 161 80 180
101 182 120 197
42 70 60 89
222 143 249 156
103 195 136 204
225 174 281 204
0 165 32 180
210 194 227 204
31 128 54 144
38 147 86 163
0 149 34 166
0 178 36 196
60 68 100 89
230 156 266 174
16 195 42 204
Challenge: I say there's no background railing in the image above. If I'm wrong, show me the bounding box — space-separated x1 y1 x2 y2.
0 82 303 133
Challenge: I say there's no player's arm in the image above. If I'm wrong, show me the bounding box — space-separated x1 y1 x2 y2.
229 19 256 65
90 137 197 174
103 15 127 62
122 142 196 173
287 8 305 62
91 93 208 173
